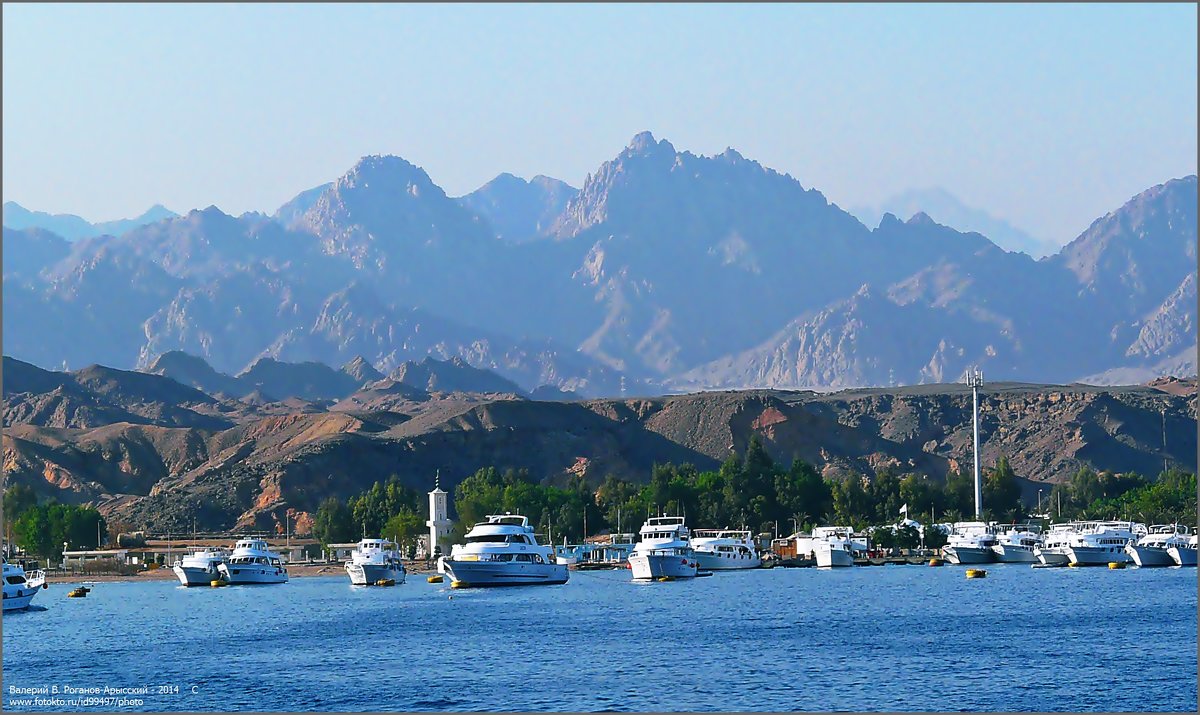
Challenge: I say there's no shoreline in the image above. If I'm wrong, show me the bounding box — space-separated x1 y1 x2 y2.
44 561 442 584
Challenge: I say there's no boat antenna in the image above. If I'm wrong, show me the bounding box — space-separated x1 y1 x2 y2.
967 368 984 519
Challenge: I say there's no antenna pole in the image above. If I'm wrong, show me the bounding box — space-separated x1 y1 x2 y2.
968 369 984 520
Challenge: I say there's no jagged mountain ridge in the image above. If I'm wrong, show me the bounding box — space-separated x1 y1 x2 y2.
2 133 1195 393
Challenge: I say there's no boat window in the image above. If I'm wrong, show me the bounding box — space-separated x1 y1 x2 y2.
466 535 508 543
6 576 26 585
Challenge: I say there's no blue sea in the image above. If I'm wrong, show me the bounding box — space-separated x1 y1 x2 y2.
2 564 1196 712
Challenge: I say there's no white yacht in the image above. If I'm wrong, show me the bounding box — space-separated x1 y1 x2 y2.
942 522 998 565
629 516 699 580
1125 524 1190 567
443 514 567 588
1170 531 1198 567
1036 523 1077 566
346 538 407 585
992 524 1042 563
691 529 761 570
216 538 289 584
1064 521 1142 566
172 547 230 586
3 557 44 611
810 526 856 567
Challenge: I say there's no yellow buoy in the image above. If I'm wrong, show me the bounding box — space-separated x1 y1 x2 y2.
67 587 88 598
928 558 944 567
427 575 443 584
657 576 674 582
1068 562 1081 568
210 579 228 587
1108 561 1126 569
965 569 987 579
450 580 466 589
375 578 395 587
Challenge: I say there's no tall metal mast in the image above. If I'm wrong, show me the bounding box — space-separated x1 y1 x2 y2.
967 369 984 519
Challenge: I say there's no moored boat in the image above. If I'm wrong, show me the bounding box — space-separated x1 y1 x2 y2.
2 557 43 611
628 516 698 580
346 539 407 585
691 529 761 570
1168 530 1197 567
443 514 567 588
1126 524 1189 567
216 538 289 584
172 547 230 586
1064 521 1142 566
993 524 1042 563
942 522 997 565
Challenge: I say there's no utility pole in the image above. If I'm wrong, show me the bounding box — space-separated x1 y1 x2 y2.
967 369 984 520
1162 408 1168 474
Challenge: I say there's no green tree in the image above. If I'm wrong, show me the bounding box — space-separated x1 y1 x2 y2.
383 508 423 557
983 456 1023 522
312 497 354 546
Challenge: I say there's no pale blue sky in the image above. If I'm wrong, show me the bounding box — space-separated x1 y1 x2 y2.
3 3 1196 244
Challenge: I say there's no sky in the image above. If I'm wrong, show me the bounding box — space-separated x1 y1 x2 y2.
3 3 1196 244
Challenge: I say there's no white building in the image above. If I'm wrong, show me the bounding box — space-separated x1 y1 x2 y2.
426 473 453 559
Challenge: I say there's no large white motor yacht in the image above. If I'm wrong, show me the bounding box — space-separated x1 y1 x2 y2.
3 557 43 611
1170 531 1198 567
172 547 230 586
942 522 998 565
1126 524 1190 567
1064 521 1143 566
691 529 761 570
216 538 289 584
443 514 567 587
346 538 407 585
992 524 1042 563
629 516 699 580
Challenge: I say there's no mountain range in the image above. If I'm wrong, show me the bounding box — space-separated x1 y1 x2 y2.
3 356 1194 532
3 132 1196 395
2 201 178 241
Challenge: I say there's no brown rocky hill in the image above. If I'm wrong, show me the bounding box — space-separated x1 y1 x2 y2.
2 358 1193 534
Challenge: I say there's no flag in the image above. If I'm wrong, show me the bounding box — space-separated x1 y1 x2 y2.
899 503 908 517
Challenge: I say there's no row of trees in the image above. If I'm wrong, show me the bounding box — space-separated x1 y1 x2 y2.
311 478 426 555
5 484 107 560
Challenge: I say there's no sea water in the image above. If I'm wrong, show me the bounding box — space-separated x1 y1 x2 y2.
2 564 1196 712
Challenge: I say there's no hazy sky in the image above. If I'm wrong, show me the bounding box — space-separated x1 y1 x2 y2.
3 3 1196 244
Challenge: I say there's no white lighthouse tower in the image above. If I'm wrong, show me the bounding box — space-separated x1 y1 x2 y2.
426 471 453 560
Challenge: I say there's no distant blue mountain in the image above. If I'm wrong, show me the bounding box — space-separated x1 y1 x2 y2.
2 201 178 240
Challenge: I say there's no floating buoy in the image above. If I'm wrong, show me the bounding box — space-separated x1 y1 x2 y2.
1068 562 1081 568
67 587 88 598
427 575 443 584
210 579 228 587
450 580 466 589
657 576 674 582
928 558 944 567
1108 561 1126 569
375 578 395 587
965 569 987 579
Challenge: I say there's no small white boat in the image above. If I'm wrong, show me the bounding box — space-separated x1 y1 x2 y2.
809 526 856 567
216 538 289 584
993 524 1042 563
942 522 997 565
1036 523 1076 566
443 514 567 587
346 539 406 585
628 516 698 580
691 529 761 570
1126 524 1190 567
1170 532 1198 567
172 547 230 586
2 557 43 611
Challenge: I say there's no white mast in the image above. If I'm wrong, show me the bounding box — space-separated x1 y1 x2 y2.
967 368 984 519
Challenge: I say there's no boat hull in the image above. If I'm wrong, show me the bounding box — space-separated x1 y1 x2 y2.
1126 545 1176 568
346 562 406 585
943 546 995 565
217 563 288 584
815 548 854 568
2 590 37 611
173 563 222 586
442 560 568 588
1036 549 1070 566
1066 546 1129 566
629 553 698 580
992 544 1039 563
1168 547 1197 567
694 551 761 571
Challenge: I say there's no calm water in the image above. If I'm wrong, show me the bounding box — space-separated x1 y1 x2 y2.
2 565 1196 712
